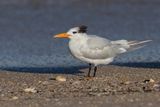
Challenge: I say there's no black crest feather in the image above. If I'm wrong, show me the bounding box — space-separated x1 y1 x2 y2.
78 25 87 33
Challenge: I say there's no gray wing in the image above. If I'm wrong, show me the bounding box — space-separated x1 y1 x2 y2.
87 36 111 49
80 36 121 59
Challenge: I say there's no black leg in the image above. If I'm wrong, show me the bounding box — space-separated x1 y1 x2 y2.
93 66 97 77
87 63 92 77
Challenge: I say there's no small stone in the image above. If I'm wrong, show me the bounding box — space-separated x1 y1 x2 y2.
135 98 140 101
55 99 60 101
149 79 155 83
72 81 81 85
143 79 150 83
42 81 49 85
24 87 37 93
45 98 51 101
128 99 134 102
143 86 152 92
78 101 82 104
97 93 102 97
55 76 66 82
124 81 131 85
153 83 160 91
38 81 42 84
12 96 18 100
1 94 4 97
143 79 155 83
148 102 153 106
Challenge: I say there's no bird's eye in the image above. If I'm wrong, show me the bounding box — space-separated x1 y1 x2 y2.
73 31 77 34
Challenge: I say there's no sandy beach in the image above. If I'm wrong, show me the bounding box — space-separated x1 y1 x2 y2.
0 0 160 107
0 65 160 107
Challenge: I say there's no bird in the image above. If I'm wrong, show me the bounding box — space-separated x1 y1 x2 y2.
54 25 151 77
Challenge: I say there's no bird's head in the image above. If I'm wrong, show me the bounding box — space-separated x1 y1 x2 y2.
54 25 87 39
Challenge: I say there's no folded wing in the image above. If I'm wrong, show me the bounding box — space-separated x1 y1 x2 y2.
80 36 121 59
80 35 152 59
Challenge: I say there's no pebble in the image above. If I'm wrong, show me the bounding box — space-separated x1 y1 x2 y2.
55 99 60 101
12 96 18 100
72 81 81 85
78 101 82 104
1 94 4 97
143 79 155 83
24 87 37 93
38 81 42 84
148 102 153 106
45 98 51 101
55 76 66 82
149 79 155 83
128 99 134 102
42 81 49 85
123 81 131 85
153 83 160 91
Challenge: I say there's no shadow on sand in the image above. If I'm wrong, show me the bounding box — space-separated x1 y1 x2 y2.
0 62 159 74
0 66 88 74
113 62 160 69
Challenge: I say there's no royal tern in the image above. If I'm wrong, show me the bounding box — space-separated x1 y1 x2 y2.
54 25 151 77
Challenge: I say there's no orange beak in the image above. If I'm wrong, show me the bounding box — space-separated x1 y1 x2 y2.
54 33 70 38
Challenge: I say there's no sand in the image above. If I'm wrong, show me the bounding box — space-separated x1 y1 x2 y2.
0 65 160 107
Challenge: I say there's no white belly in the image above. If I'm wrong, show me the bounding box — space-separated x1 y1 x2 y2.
79 57 114 66
69 39 114 66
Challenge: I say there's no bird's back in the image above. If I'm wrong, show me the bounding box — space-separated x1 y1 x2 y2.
86 35 111 49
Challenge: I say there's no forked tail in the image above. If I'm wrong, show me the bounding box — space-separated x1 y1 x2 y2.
111 39 152 53
127 40 152 51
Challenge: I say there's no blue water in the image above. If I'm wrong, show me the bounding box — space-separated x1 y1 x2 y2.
0 0 159 69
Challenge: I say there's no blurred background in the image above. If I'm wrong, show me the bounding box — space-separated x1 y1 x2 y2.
0 0 159 68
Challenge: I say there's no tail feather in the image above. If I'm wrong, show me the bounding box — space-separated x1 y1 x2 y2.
127 40 152 51
128 40 152 46
112 39 152 53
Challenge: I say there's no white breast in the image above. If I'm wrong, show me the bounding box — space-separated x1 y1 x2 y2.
69 36 86 58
